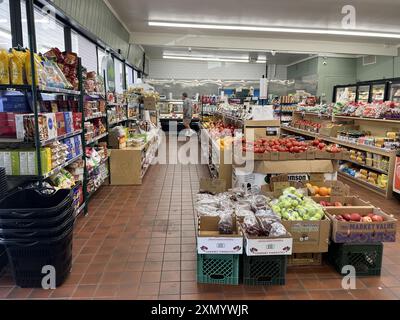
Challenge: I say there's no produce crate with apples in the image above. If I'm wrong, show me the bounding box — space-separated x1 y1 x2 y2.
312 196 374 209
243 255 287 286
328 243 383 276
269 187 331 253
325 207 397 243
288 253 323 267
197 254 240 285
197 216 243 255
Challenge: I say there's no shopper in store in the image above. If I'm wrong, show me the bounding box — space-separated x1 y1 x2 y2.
182 92 195 137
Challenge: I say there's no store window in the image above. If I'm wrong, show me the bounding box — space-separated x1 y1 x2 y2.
0 0 12 50
97 48 108 76
126 65 134 87
114 58 123 93
21 1 65 53
72 31 98 72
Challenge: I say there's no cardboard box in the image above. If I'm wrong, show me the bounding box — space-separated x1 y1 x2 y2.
19 151 29 176
232 167 268 190
72 112 82 131
244 120 281 140
325 207 397 243
197 216 243 255
281 217 331 253
244 233 293 256
304 180 350 196
199 178 226 195
253 160 335 175
56 112 66 136
64 112 74 133
315 150 350 161
43 113 57 140
311 196 374 209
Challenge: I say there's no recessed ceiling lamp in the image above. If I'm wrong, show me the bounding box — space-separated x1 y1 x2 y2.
149 21 400 39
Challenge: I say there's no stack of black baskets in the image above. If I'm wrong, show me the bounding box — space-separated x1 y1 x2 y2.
0 167 8 274
0 187 74 288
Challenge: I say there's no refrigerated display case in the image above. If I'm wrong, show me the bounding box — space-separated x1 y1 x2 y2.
357 85 371 103
371 83 387 102
334 85 356 103
389 81 400 103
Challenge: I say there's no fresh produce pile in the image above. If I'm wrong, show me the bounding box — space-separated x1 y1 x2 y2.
335 101 400 119
292 119 322 132
240 137 343 155
269 187 325 221
297 104 331 115
332 212 385 223
203 120 236 138
241 137 309 154
305 183 332 197
319 201 344 207
196 188 287 237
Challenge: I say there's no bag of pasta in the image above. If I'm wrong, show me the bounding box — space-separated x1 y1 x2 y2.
10 49 27 85
0 49 10 85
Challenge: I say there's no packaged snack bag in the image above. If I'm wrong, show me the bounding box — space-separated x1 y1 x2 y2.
0 49 10 85
10 49 27 85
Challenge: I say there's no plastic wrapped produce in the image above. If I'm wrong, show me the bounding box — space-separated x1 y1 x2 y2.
251 195 269 212
218 213 234 235
242 215 263 236
270 222 288 237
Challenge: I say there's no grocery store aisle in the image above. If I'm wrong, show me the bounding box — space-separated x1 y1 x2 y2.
1 156 400 299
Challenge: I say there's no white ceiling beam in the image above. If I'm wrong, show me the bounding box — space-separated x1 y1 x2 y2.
130 32 398 56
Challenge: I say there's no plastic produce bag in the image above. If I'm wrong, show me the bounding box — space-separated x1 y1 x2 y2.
218 213 234 235
251 195 269 212
242 215 263 236
270 222 288 237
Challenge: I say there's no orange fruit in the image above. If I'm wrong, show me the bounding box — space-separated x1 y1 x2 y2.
313 186 320 195
319 187 330 197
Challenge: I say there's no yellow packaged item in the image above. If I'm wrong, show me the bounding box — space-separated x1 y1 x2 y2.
25 51 44 86
360 169 368 176
0 49 10 85
10 49 27 85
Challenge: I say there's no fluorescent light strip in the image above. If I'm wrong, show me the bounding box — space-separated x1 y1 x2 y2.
164 55 252 63
149 21 400 39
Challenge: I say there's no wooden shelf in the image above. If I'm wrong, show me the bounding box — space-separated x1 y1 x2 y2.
334 115 400 124
281 126 395 157
338 171 387 197
343 159 388 175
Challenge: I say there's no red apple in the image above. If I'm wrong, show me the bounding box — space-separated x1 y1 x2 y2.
371 215 384 222
350 213 362 222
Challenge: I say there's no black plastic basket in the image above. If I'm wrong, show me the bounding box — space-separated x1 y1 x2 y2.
0 245 8 273
243 255 287 286
3 225 73 288
328 242 383 276
0 188 73 219
0 212 75 241
0 206 73 229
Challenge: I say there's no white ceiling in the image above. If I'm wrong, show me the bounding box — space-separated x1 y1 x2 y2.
107 0 400 56
144 45 312 65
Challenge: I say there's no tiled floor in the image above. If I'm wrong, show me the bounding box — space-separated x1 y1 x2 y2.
1 147 400 299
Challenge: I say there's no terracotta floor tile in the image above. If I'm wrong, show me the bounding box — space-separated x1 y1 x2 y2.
308 291 332 300
287 290 312 300
161 271 181 282
139 282 160 296
181 271 197 282
143 262 163 272
50 285 77 299
101 272 122 285
94 284 119 298
328 290 355 300
72 285 97 299
28 289 53 299
181 281 200 294
159 282 181 295
6 287 33 299
158 294 181 300
163 261 181 271
126 262 145 272
141 272 161 283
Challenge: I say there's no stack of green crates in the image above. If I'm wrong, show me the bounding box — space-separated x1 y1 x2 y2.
242 255 288 286
328 242 383 276
197 254 240 285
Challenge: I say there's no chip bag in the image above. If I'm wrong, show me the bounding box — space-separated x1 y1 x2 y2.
10 49 27 85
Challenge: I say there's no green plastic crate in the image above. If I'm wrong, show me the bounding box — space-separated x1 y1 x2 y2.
328 242 383 277
197 254 239 285
243 255 287 286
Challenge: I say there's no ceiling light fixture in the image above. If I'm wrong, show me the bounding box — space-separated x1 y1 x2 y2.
163 55 251 63
149 21 400 39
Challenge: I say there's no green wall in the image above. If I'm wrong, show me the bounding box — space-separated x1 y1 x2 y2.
287 57 319 80
317 57 357 102
53 0 131 60
356 56 400 82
